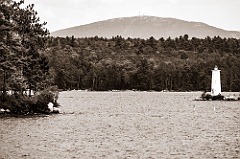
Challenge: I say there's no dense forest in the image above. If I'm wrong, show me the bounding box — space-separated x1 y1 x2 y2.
0 0 58 114
1 0 240 97
0 0 49 94
45 35 240 92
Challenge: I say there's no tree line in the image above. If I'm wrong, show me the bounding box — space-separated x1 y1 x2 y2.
45 35 240 92
1 0 239 114
1 0 240 95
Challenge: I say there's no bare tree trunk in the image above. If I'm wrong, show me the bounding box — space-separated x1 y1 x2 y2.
170 76 173 91
2 70 7 101
92 76 95 91
77 75 81 90
29 87 31 97
165 78 168 90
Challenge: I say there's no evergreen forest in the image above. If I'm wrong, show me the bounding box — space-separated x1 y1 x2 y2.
1 0 240 97
46 35 240 92
0 0 57 114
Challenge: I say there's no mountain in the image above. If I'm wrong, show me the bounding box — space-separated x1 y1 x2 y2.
51 16 240 39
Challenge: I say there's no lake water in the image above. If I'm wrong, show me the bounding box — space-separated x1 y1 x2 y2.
0 91 239 159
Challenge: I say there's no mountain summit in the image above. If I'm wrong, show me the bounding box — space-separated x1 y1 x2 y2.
51 16 240 39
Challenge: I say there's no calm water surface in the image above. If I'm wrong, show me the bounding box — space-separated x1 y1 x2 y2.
0 91 239 159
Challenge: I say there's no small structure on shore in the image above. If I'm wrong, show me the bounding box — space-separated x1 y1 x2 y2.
211 66 221 96
195 66 239 101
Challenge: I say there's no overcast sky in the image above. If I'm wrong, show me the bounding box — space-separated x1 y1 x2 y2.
24 0 240 32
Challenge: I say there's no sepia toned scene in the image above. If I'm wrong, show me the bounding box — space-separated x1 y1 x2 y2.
0 0 240 158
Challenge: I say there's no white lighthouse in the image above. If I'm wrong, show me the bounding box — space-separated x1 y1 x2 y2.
211 66 221 96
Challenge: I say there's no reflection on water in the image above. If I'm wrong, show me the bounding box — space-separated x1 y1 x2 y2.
0 91 239 158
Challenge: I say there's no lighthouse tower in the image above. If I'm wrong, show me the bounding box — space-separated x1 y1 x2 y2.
211 66 221 96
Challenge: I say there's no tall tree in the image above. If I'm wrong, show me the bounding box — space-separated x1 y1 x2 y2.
0 0 49 98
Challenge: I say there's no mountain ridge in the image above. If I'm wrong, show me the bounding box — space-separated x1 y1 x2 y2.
51 16 240 39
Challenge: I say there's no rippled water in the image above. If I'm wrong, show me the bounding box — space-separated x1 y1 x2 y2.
0 91 239 159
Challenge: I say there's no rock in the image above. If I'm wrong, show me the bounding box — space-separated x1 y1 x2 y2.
194 97 203 101
0 108 5 114
224 96 238 101
0 108 10 114
53 107 60 113
48 102 60 113
48 102 54 112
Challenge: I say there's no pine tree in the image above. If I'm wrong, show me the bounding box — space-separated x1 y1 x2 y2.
0 0 49 99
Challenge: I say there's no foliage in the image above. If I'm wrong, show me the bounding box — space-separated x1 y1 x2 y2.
0 90 59 114
0 0 49 99
0 0 60 115
1 1 240 105
45 35 240 92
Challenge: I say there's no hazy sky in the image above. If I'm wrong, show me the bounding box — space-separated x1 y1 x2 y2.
24 0 240 32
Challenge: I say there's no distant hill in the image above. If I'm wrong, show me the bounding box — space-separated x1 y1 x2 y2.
51 16 240 39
